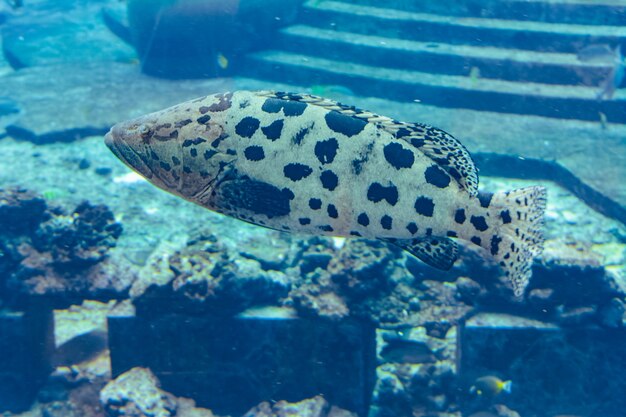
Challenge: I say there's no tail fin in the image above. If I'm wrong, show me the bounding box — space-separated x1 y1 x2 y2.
487 186 547 298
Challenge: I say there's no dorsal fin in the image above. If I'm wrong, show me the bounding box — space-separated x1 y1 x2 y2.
255 91 479 196
378 121 479 197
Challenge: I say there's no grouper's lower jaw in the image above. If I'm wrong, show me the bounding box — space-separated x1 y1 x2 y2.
104 129 155 180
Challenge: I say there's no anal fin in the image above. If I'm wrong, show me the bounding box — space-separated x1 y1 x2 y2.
383 237 459 270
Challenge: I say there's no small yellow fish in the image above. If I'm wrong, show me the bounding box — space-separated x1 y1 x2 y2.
469 375 512 398
217 52 229 70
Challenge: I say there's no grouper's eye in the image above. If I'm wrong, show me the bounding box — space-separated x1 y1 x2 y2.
137 124 153 139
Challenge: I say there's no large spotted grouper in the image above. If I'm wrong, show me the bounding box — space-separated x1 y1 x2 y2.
105 91 546 298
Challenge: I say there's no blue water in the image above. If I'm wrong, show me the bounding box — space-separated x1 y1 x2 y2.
0 1 625 417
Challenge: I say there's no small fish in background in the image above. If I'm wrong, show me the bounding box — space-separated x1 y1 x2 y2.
217 52 229 70
576 44 625 100
469 375 512 399
51 329 108 368
380 335 436 364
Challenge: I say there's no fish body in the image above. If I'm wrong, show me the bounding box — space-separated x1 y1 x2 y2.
380 338 436 364
105 91 546 297
216 52 229 70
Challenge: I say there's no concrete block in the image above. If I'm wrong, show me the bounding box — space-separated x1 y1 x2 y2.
109 312 376 417
0 305 54 412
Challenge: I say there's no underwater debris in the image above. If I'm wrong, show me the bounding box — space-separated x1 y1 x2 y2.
105 90 546 300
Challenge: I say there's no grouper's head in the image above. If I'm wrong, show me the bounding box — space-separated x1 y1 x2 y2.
104 97 235 200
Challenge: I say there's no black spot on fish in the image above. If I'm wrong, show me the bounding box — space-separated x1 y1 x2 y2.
367 182 398 206
351 142 374 175
406 222 418 235
350 231 362 237
219 178 291 218
500 210 512 224
314 138 339 164
211 133 228 148
182 137 207 147
235 117 260 138
309 198 322 210
282 188 295 200
381 215 393 230
320 170 338 191
190 148 197 157
454 209 466 224
171 156 181 166
150 150 160 161
410 138 425 148
199 106 210 114
471 236 481 246
208 92 233 112
358 213 370 226
319 225 334 232
204 149 217 160
446 231 457 237
175 119 192 128
159 161 171 171
490 235 502 255
324 110 367 137
424 165 450 188
299 218 311 225
384 142 414 170
183 166 192 174
327 204 338 218
261 98 284 114
261 98 307 116
470 215 489 232
244 146 265 161
261 119 284 141
414 196 434 217
396 127 411 138
292 123 313 145
284 163 313 181
196 115 211 124
478 192 493 208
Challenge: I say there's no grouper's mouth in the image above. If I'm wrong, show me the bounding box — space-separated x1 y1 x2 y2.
104 126 155 180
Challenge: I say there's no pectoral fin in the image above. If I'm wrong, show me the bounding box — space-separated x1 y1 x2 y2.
383 236 459 270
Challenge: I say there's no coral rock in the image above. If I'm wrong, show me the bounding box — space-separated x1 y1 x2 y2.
100 367 177 417
242 396 356 417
